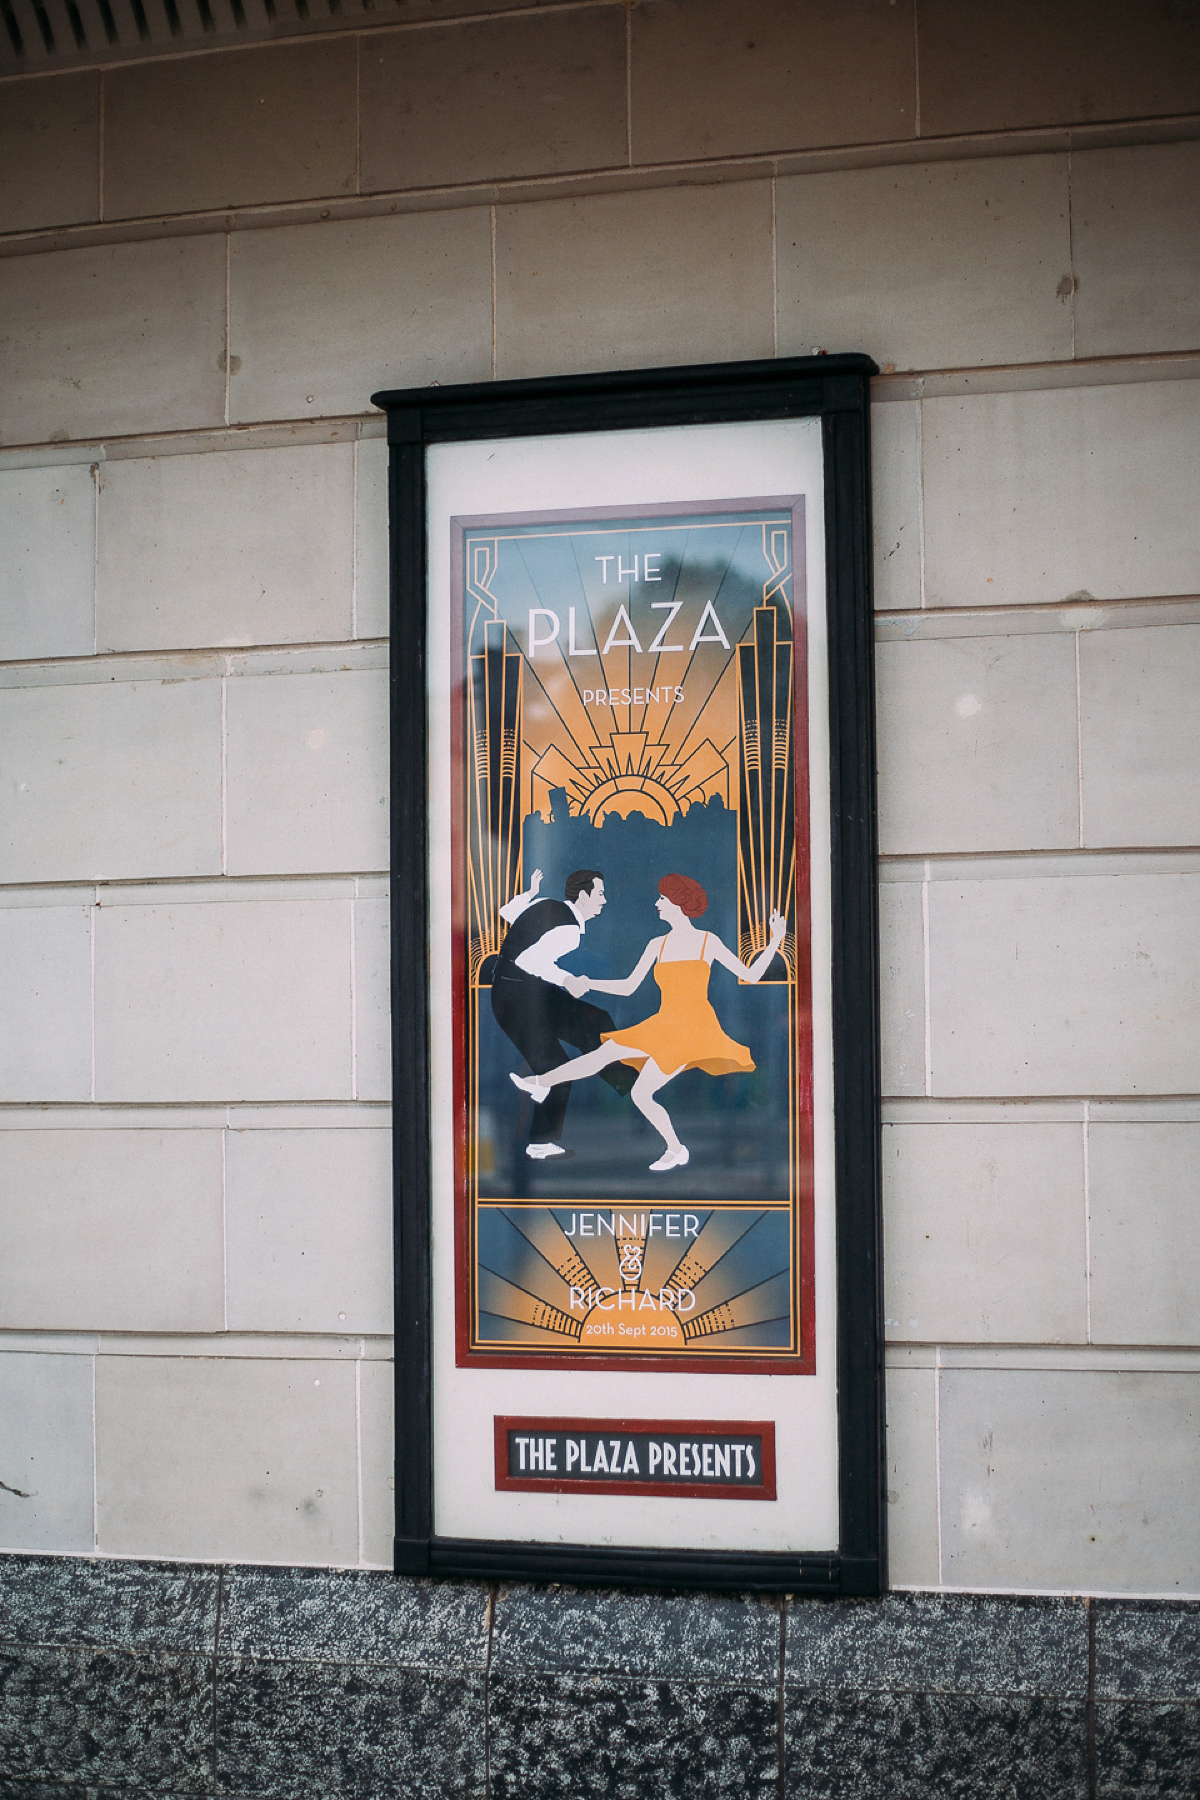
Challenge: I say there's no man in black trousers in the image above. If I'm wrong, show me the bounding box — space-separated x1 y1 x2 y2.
491 866 635 1160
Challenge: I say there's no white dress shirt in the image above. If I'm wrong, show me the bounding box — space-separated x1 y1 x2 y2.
499 890 587 988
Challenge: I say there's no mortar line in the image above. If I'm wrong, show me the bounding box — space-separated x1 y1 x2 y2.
490 204 497 379
922 860 932 1096
221 1125 228 1333
355 34 362 196
90 1350 98 1550
1075 628 1085 847
1067 140 1076 360
220 672 228 875
914 391 927 608
625 2 633 166
350 881 359 1100
771 171 778 357
351 440 359 638
355 1351 364 1565
1083 1100 1092 1344
97 71 105 221
89 893 96 1102
223 234 231 426
91 461 99 655
933 1344 944 1585
913 0 922 138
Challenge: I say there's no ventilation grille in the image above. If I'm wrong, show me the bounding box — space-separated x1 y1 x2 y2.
0 0 397 72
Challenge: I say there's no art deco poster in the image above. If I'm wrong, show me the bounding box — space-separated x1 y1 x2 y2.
380 360 882 1590
453 496 814 1375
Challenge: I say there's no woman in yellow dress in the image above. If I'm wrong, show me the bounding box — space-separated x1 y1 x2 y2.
511 873 786 1172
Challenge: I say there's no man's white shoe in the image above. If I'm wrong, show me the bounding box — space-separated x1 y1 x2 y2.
511 1071 550 1104
526 1142 566 1160
649 1145 690 1172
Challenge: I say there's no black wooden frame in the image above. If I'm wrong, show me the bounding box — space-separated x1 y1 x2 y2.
372 353 885 1595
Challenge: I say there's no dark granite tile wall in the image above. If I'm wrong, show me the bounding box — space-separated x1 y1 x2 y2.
2 1555 1199 1800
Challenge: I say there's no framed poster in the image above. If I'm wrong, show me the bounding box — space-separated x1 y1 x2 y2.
373 355 884 1594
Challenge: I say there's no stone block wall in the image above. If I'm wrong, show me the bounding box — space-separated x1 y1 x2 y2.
2 0 1200 1603
3 1554 1199 1797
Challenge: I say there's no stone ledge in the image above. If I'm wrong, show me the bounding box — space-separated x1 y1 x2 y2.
2 1555 1199 1796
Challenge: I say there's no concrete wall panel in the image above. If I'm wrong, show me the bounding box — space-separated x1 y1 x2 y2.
883 1122 1087 1344
0 236 226 446
93 897 352 1103
876 634 1079 855
0 905 93 1103
1073 142 1200 360
922 382 1200 608
1079 623 1200 850
96 445 355 653
227 210 493 423
928 872 1200 1097
0 1129 224 1332
94 1355 359 1564
103 40 357 220
224 669 388 877
224 1127 393 1334
777 155 1072 371
494 182 775 379
940 1367 1200 1592
630 0 917 160
0 464 95 662
360 8 626 192
1089 1122 1200 1348
0 1353 95 1555
0 73 99 235
0 677 223 882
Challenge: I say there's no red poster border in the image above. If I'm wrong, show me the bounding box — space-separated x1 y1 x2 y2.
493 1415 778 1500
449 495 816 1376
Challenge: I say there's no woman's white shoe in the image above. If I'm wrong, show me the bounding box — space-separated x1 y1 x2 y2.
649 1145 690 1172
510 1071 550 1104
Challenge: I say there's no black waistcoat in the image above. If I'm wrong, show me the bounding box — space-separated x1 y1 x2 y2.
496 898 576 970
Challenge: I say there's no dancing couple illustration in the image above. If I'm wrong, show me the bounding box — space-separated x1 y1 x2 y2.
492 865 786 1172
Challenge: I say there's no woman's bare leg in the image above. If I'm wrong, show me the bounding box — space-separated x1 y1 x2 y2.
512 1038 634 1096
630 1061 687 1167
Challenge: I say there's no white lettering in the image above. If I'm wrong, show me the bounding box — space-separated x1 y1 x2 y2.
688 600 730 651
597 1214 615 1237
663 1443 678 1476
647 600 684 653
569 1286 586 1311
644 553 662 582
593 1440 609 1472
677 1289 696 1314
545 1438 557 1471
623 1441 640 1474
702 1443 714 1478
666 1216 679 1238
602 604 643 655
684 1214 700 1238
745 1444 756 1479
715 1445 730 1479
638 1290 657 1311
566 1440 580 1471
648 1442 662 1474
516 1436 529 1471
596 1286 616 1311
528 608 560 657
617 555 639 583
568 607 598 658
595 555 615 583
658 1288 676 1311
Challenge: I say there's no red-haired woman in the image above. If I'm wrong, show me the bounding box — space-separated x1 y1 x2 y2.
512 873 786 1171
